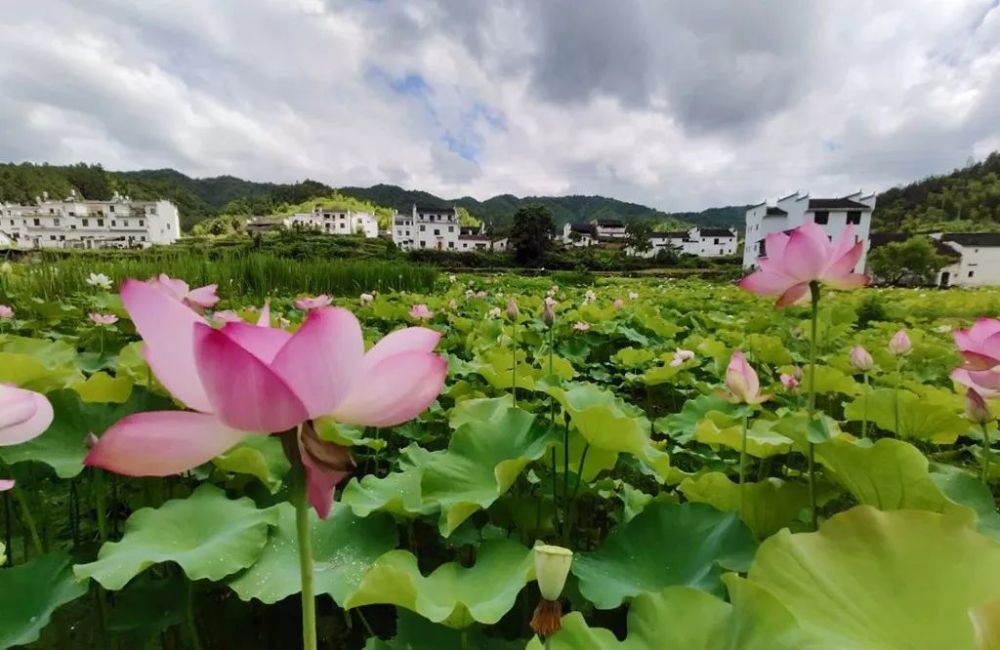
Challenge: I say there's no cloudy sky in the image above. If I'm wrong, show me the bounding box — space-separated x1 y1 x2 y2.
2 1 999 211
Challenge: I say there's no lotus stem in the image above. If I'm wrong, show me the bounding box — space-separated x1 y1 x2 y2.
807 281 820 531
13 487 43 556
861 373 869 439
550 446 559 537
562 414 570 544
187 579 204 650
739 412 748 521
982 422 992 484
3 491 11 566
893 357 903 436
93 469 108 544
512 318 518 407
292 462 318 650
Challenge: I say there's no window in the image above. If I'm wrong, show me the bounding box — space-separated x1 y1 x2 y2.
32 218 40 226
50 235 56 241
713 238 720 244
111 220 117 227
419 225 425 232
813 211 829 225
846 211 862 225
434 229 440 236
448 241 455 248
53 218 60 226
969 271 975 278
420 241 427 248
123 220 129 227
97 219 104 227
109 205 115 212
449 226 454 233
139 220 144 227
82 219 89 227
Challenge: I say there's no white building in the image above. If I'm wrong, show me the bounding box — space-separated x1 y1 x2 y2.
458 226 507 252
562 218 627 246
391 205 461 251
628 227 738 258
0 191 180 249
285 206 378 238
743 191 876 270
930 233 1000 287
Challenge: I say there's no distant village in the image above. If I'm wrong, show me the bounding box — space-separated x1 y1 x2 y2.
2 190 999 287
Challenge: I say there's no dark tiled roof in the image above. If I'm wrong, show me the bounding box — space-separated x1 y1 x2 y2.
700 228 736 237
569 222 594 234
765 206 787 216
415 204 453 213
595 219 625 227
807 198 871 211
940 233 1000 247
459 226 480 236
652 231 689 239
870 232 961 258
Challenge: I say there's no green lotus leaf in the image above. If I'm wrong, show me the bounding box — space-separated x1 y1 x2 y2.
543 382 670 480
612 346 656 368
72 371 133 403
745 506 1000 649
228 502 397 605
116 341 154 387
572 502 756 609
528 579 810 649
640 361 683 386
74 484 278 590
747 333 794 365
341 444 443 519
473 348 538 391
0 335 76 366
0 352 81 393
930 463 1000 540
631 305 682 338
679 472 810 538
0 388 176 478
343 538 533 629
0 552 88 649
448 395 514 430
108 572 187 647
805 365 859 395
657 394 741 443
843 387 967 442
818 437 982 520
422 402 560 535
695 414 794 458
364 610 522 650
971 597 1000 650
212 435 291 492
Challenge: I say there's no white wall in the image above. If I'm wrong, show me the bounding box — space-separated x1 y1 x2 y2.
935 244 1000 287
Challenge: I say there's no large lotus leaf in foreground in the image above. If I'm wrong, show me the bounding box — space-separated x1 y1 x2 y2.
343 538 533 629
364 610 522 650
0 552 88 649
745 506 1000 649
228 502 397 605
527 579 813 649
75 484 278 590
572 502 756 609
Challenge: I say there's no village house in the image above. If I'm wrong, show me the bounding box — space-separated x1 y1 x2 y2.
391 204 460 251
0 191 180 249
457 226 507 252
285 205 379 238
931 233 1000 287
743 191 876 271
626 227 739 258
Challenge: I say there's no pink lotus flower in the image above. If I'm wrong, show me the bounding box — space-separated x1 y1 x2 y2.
89 313 119 326
780 372 800 391
154 274 220 312
409 303 433 321
613 299 625 309
849 345 874 372
0 384 53 447
739 222 869 307
211 310 244 324
0 479 13 492
953 319 1000 371
86 279 447 518
724 351 770 404
573 321 590 332
888 329 912 356
0 305 13 320
670 349 695 367
360 293 374 307
295 295 333 311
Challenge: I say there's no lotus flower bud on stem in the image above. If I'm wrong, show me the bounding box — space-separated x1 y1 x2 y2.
888 329 912 356
507 298 520 320
966 388 992 425
543 297 556 327
850 345 874 372
531 544 573 638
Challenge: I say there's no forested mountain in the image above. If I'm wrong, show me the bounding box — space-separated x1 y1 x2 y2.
3 152 999 233
875 152 1000 231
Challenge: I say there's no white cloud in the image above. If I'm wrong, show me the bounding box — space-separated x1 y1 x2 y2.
0 0 998 211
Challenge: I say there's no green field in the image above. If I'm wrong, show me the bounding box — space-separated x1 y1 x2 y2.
1 260 999 649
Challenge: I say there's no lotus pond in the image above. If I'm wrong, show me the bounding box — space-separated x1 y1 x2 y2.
2 267 1000 649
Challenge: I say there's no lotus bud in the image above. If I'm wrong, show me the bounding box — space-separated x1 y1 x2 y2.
531 544 573 637
888 329 912 356
966 388 992 425
850 345 874 372
780 372 799 391
507 298 519 320
0 305 13 320
543 297 555 327
613 298 624 309
725 350 768 404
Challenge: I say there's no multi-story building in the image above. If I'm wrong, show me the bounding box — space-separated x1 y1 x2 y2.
628 227 739 258
562 218 627 246
285 206 378 238
391 205 461 251
743 191 876 270
0 191 180 249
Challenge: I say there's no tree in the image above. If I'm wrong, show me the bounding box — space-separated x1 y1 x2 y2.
868 236 952 286
510 204 555 266
626 220 654 255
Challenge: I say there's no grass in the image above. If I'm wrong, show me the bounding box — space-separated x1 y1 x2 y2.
0 249 438 301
